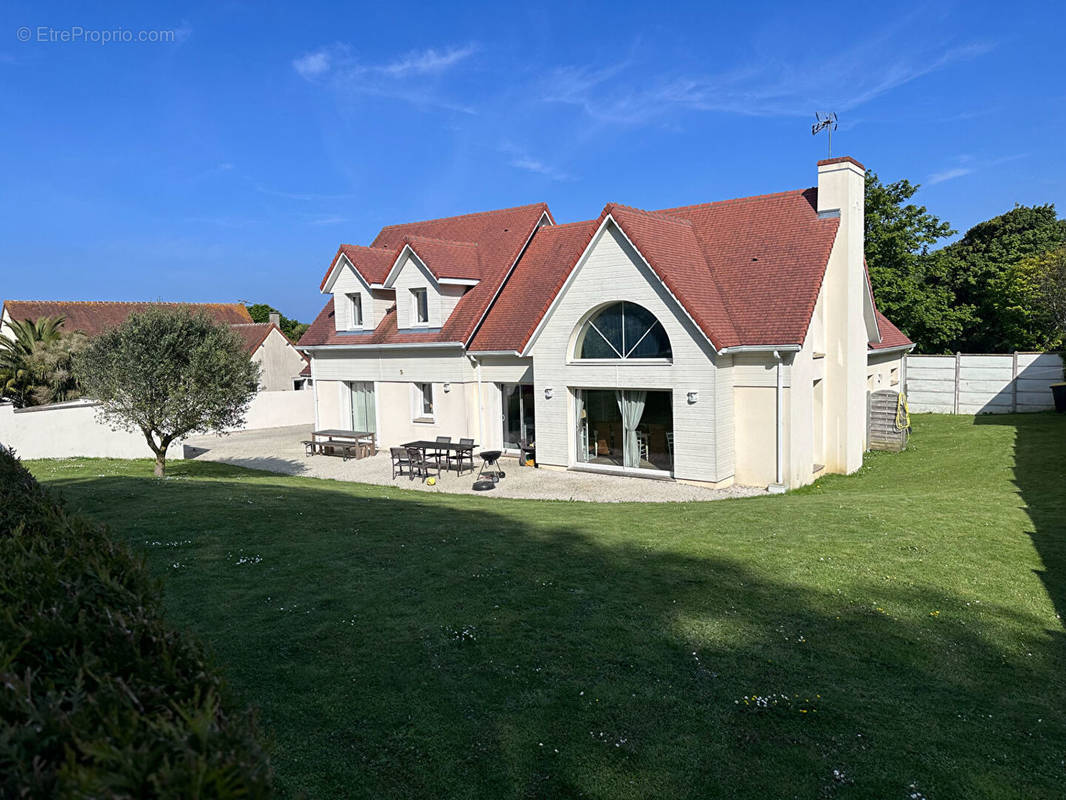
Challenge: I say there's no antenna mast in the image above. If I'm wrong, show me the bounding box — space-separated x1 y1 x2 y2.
811 112 838 158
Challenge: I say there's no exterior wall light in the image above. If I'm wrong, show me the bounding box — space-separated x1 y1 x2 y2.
687 391 699 404
544 387 553 400
442 383 451 393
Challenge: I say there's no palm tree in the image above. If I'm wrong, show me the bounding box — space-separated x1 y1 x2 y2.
0 316 66 407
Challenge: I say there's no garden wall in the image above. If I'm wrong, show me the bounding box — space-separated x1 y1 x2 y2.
0 389 314 460
906 352 1064 414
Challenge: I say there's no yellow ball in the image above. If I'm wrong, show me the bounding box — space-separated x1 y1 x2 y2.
426 477 437 486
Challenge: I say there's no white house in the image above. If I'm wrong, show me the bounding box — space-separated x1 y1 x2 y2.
299 156 914 489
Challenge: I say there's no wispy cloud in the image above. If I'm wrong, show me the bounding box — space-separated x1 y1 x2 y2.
308 215 347 225
254 184 358 202
499 142 572 181
542 36 995 123
292 43 478 112
926 153 1027 185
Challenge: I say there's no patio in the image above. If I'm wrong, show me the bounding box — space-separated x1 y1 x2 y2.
183 425 764 503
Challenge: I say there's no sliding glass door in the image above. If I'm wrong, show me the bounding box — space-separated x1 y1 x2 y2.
348 381 376 433
576 389 672 472
502 383 535 450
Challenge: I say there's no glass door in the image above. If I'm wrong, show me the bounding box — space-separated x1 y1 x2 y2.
349 381 376 433
501 383 535 450
575 389 672 472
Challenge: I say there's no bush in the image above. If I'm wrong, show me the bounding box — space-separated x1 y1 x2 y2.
0 446 273 798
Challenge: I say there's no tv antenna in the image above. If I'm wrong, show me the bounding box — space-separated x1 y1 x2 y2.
811 112 838 158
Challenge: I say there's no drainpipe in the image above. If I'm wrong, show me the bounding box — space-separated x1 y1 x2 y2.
471 355 484 445
769 350 786 494
311 360 320 430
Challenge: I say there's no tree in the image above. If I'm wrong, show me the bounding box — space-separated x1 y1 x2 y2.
0 316 70 407
246 303 310 343
996 246 1066 350
863 172 962 353
22 331 89 406
934 204 1066 351
75 307 260 477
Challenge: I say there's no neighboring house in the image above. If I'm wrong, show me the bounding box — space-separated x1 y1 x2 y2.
0 301 306 393
299 156 914 489
231 317 310 391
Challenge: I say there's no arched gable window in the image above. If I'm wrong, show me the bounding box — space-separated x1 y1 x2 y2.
576 302 672 360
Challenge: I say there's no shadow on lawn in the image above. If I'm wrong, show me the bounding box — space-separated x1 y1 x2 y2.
44 464 1066 800
975 413 1066 635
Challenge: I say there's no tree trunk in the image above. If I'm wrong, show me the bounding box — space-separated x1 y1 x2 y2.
154 453 166 477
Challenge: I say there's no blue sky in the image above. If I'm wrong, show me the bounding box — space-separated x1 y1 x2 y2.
1 1 1063 322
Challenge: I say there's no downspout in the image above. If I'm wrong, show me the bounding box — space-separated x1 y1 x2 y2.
471 355 484 446
770 350 786 493
310 358 320 430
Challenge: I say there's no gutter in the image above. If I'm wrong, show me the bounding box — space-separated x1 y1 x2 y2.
299 341 464 352
768 350 787 494
868 344 915 356
718 344 802 355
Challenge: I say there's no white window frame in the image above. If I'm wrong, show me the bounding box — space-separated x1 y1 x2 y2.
411 382 435 423
346 292 363 329
411 288 430 326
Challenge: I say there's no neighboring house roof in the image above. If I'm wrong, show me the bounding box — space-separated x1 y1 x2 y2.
230 322 284 353
1 300 252 337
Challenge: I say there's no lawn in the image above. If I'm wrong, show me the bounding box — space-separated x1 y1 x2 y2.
29 414 1066 799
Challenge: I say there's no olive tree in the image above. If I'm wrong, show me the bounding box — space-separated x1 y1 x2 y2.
76 307 260 476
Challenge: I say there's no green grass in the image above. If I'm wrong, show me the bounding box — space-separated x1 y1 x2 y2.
28 414 1066 799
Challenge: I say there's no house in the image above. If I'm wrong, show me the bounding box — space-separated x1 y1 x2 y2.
0 301 309 392
299 156 914 489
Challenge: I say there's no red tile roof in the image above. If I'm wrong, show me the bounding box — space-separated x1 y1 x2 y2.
870 310 913 350
1 300 252 337
322 245 396 289
395 235 481 282
303 185 913 355
230 322 280 353
301 203 550 348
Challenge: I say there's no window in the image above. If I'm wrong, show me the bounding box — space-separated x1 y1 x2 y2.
412 382 434 421
411 288 429 324
346 293 362 328
576 302 672 360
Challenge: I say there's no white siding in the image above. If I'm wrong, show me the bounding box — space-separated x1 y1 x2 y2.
527 222 728 483
391 253 445 330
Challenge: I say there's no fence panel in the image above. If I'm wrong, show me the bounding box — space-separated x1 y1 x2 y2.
905 352 1062 414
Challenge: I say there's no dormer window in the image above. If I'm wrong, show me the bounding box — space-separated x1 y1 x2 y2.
346 293 363 329
411 288 429 325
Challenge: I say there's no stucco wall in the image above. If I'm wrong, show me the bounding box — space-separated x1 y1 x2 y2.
253 328 308 391
0 400 185 461
527 221 730 483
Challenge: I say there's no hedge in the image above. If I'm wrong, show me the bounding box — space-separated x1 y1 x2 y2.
0 446 273 798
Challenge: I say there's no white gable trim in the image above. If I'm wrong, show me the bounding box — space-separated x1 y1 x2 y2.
322 253 373 294
383 244 437 289
520 214 717 356
864 278 881 344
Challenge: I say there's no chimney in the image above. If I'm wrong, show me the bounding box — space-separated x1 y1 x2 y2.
269 312 281 327
816 156 867 475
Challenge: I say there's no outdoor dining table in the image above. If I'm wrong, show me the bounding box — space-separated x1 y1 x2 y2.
402 440 477 475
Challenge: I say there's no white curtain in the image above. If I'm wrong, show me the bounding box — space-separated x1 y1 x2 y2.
616 390 647 468
576 390 587 462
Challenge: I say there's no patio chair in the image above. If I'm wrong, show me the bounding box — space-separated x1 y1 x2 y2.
449 437 475 475
406 446 438 483
390 447 411 479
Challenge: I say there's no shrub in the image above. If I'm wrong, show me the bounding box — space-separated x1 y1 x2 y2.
0 446 273 798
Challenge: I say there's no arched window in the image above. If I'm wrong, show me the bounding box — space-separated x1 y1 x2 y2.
576 302 672 360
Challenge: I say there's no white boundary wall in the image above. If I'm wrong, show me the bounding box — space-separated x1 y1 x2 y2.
906 352 1063 414
0 390 314 460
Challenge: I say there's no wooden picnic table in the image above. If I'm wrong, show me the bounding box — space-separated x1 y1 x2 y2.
306 429 375 460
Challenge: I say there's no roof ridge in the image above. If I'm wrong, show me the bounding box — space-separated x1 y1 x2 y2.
607 202 696 227
377 201 549 231
401 234 480 248
4 299 245 306
655 187 812 214
539 218 597 230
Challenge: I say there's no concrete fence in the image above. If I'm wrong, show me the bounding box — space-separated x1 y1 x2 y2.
0 389 314 460
906 352 1064 414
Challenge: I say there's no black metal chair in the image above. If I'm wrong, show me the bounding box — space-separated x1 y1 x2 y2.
449 437 475 475
406 446 437 483
390 447 411 479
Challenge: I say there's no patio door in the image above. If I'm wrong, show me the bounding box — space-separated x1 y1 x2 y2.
501 383 535 450
575 388 673 472
348 381 376 433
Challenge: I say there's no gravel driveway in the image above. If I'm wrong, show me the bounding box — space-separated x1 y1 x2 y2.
183 425 765 503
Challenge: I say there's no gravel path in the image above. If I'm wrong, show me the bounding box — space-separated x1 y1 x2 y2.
183 425 765 503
